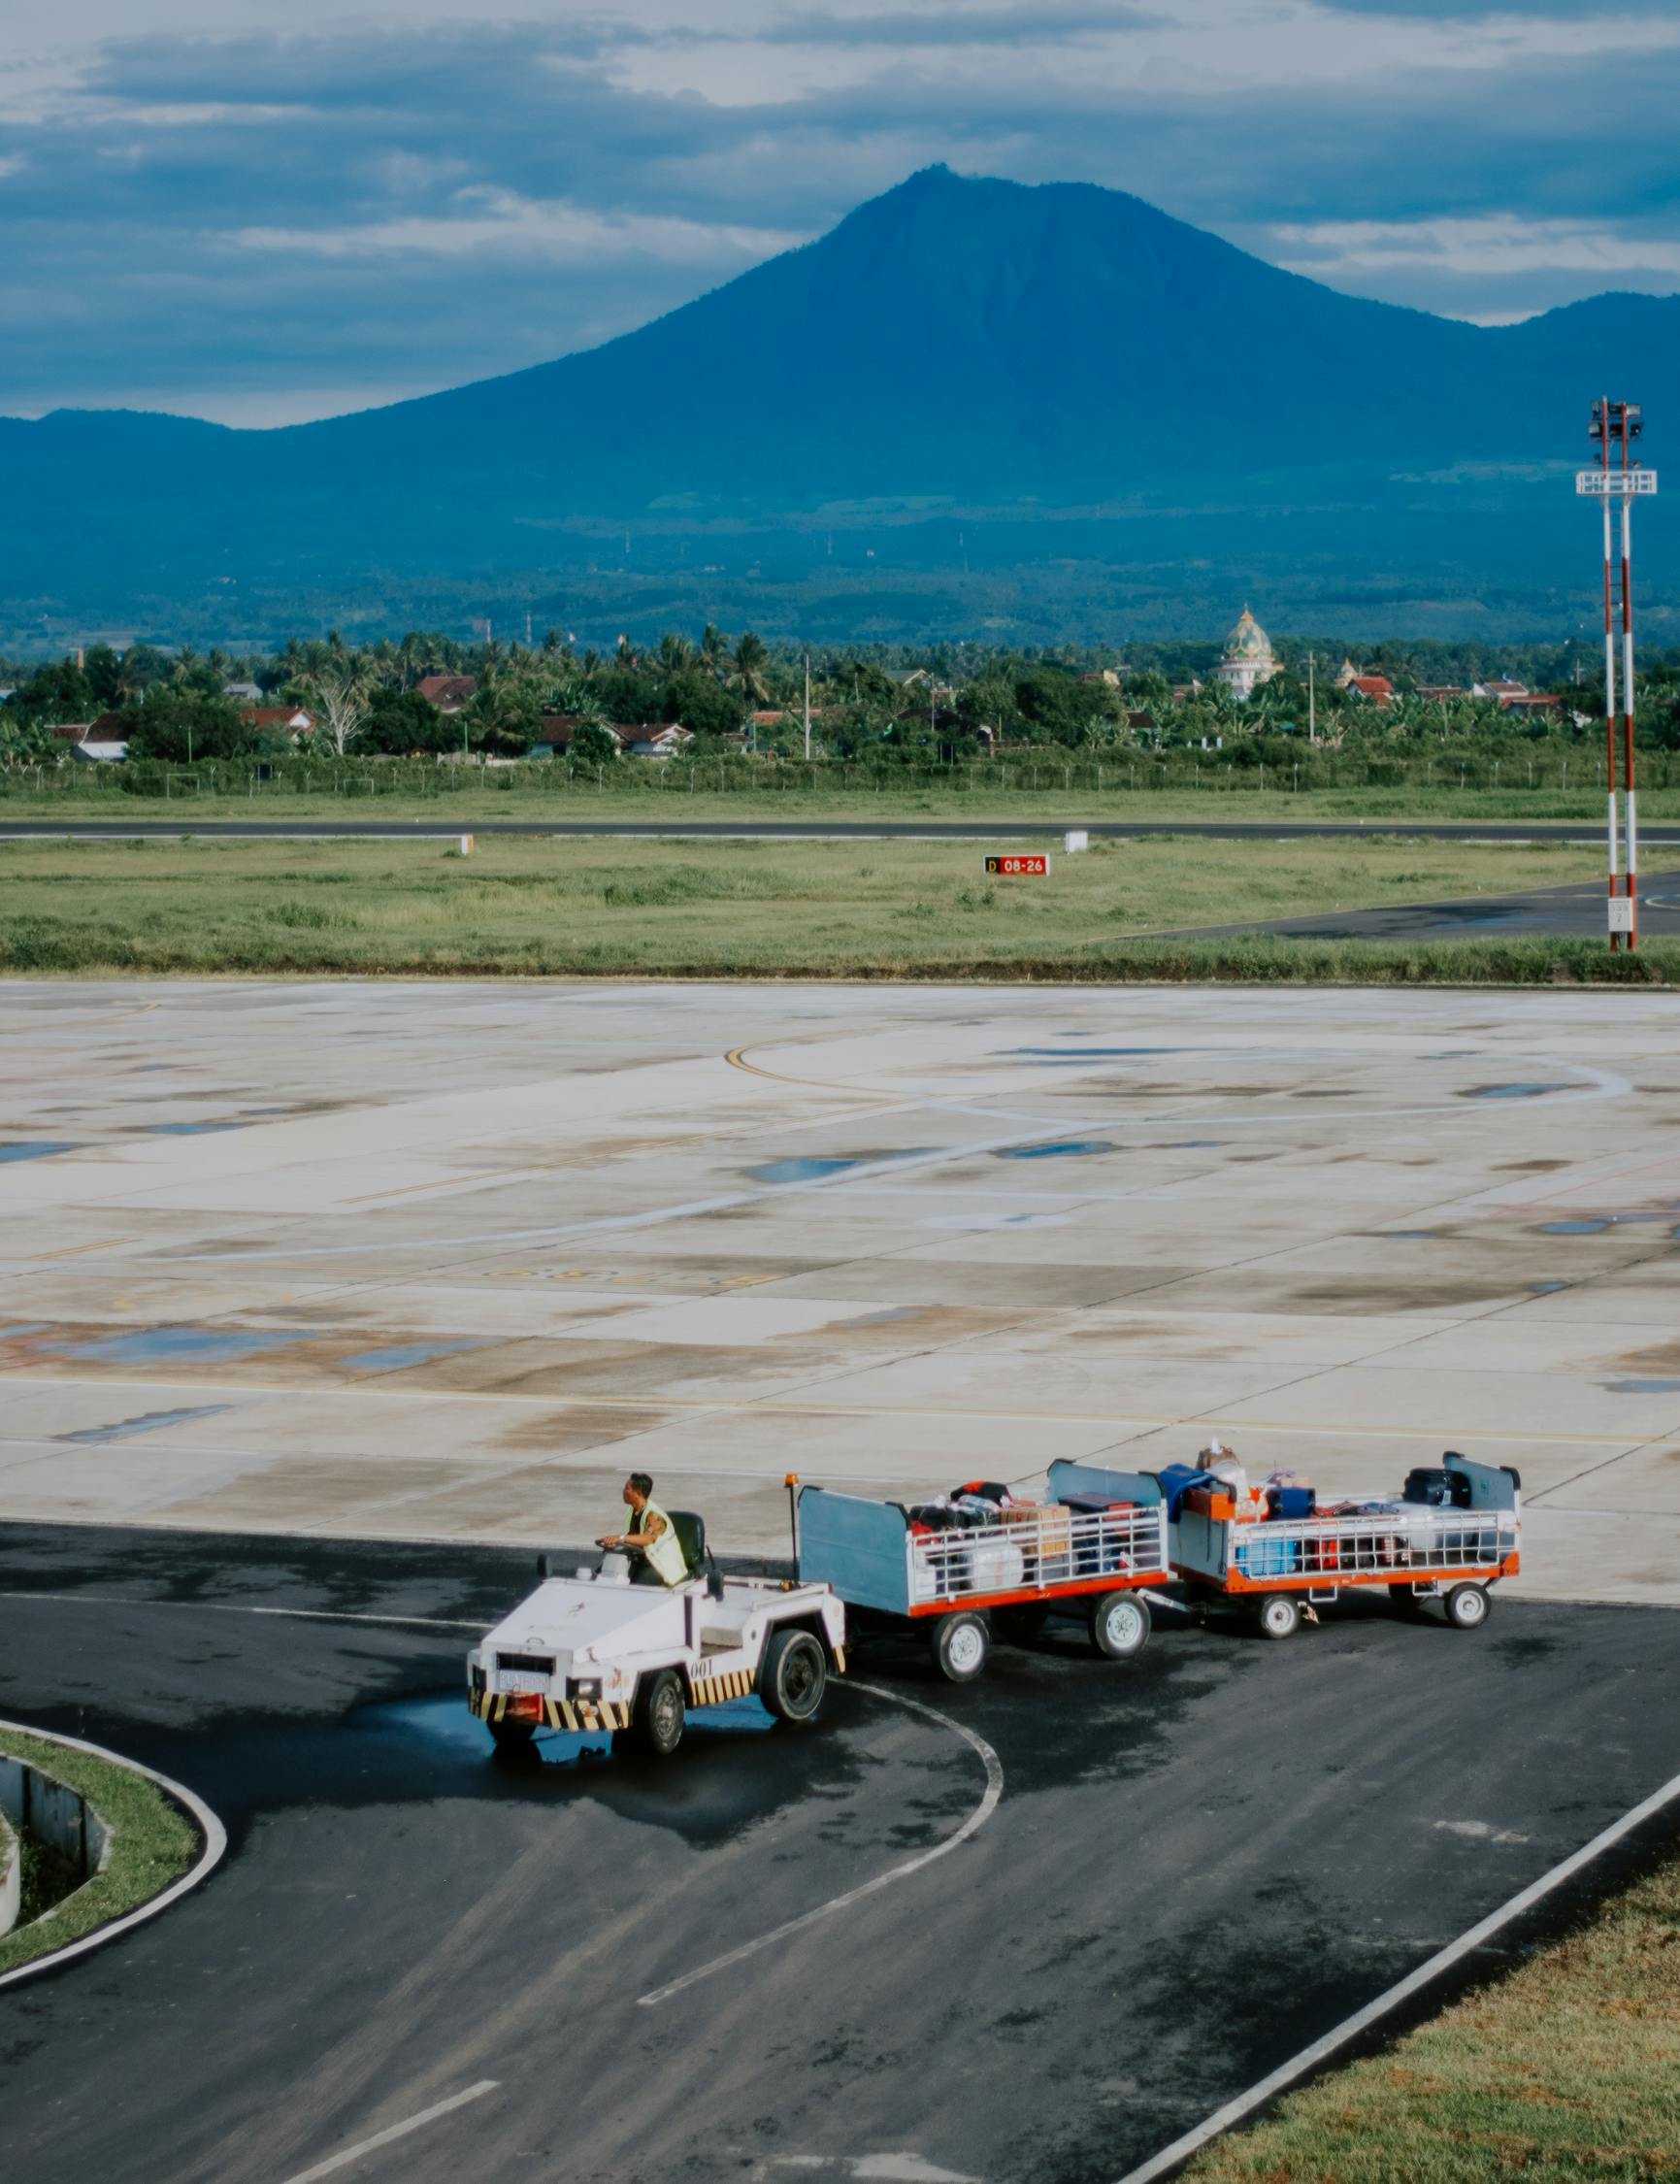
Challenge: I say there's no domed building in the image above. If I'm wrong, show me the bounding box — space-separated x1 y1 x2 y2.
1215 608 1279 702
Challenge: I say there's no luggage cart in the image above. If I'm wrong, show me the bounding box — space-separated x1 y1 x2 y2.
796 1462 1170 1682
1171 1451 1520 1639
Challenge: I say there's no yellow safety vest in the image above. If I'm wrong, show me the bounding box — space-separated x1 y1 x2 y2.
639 1500 687 1586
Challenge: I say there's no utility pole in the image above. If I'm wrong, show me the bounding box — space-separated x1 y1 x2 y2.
1579 399 1657 949
803 654 811 760
1307 652 1316 745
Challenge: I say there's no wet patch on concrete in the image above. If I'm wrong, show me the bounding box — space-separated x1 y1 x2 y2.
1376 1231 1443 1241
1008 1046 1182 1062
0 1323 52 1340
140 1121 248 1138
1465 1083 1568 1101
61 1404 237 1444
1497 1160 1572 1172
0 1141 83 1163
344 1339 493 1373
494 1405 676 1454
45 1326 301 1366
744 1149 935 1185
1602 1379 1680 1395
1540 1220 1609 1236
995 1141 1116 1161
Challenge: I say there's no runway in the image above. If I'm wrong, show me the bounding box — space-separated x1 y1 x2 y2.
5 1523 1680 2184
5 979 1680 1604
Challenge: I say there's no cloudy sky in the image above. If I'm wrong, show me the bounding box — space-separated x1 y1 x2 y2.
2 0 1675 425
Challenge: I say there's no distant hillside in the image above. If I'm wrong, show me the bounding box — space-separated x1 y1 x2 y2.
3 166 1675 642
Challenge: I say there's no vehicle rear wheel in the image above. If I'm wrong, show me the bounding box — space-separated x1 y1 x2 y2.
761 1628 828 1722
1090 1592 1151 1662
630 1668 686 1757
995 1605 1049 1645
1443 1582 1491 1632
932 1611 990 1683
1252 1594 1301 1641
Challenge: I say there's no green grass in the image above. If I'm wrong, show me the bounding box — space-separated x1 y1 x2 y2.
0 1727 199 1976
5 831 1671 984
5 772 1680 829
1186 1850 1680 2183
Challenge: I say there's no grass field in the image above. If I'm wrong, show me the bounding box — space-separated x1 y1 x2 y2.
0 1727 199 1976
1187 1847 1680 2183
5 778 1680 829
4 830 1666 984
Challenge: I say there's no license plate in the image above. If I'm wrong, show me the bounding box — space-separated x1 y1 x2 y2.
501 1671 548 1695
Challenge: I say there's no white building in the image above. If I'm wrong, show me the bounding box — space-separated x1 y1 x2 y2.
1214 608 1280 702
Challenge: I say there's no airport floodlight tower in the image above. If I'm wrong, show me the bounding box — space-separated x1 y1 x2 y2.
1579 399 1657 949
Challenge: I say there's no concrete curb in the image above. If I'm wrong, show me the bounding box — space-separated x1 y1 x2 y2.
0 1722 227 1992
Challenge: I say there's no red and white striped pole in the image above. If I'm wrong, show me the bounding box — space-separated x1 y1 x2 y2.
1621 433 1639 949
1600 398 1621 946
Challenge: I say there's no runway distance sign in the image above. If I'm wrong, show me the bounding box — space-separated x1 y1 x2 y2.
984 853 1051 877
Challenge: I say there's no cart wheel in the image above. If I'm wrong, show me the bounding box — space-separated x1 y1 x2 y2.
932 1612 990 1683
995 1605 1049 1645
1090 1592 1151 1662
1443 1583 1491 1632
630 1668 686 1757
1253 1595 1301 1641
760 1628 828 1722
1388 1583 1425 1617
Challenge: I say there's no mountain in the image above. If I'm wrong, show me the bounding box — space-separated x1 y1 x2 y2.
4 166 1676 643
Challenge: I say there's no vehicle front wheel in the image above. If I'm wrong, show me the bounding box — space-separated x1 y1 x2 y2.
1252 1594 1301 1641
489 1718 536 1759
1443 1582 1491 1632
761 1628 828 1722
630 1668 687 1757
1090 1592 1151 1662
932 1612 990 1683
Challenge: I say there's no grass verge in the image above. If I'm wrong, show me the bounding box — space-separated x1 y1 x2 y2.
0 1725 199 1976
6 833 1670 983
1185 1848 1680 2183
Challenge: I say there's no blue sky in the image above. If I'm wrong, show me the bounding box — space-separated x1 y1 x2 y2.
2 0 1676 425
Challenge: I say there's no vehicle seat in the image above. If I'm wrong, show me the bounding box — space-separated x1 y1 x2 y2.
670 1509 706 1572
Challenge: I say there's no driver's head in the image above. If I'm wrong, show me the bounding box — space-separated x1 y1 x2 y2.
624 1472 653 1513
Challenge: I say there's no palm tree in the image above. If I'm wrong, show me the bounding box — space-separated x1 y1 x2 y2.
658 632 698 674
700 623 729 678
729 632 772 710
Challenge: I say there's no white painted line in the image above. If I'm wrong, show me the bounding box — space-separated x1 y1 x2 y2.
0 1591 485 1632
279 2081 500 2184
1110 1761 1680 2184
638 1680 1004 2007
0 1719 227 1992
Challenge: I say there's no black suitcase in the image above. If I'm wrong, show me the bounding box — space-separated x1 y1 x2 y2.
1402 1467 1470 1508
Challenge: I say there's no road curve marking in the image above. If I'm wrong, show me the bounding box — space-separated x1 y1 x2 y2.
1110 1760 1680 2184
0 1719 227 1993
636 1679 1004 2007
280 2080 500 2184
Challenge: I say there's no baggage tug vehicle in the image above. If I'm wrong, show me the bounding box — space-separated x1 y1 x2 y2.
467 1521 846 1760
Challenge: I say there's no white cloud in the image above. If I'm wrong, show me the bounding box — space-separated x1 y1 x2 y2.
1273 214 1680 281
227 187 807 266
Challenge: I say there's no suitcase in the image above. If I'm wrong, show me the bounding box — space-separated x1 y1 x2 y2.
1402 1467 1469 1508
1267 1485 1316 1519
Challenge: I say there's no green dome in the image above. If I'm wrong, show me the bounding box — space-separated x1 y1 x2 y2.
1222 608 1273 663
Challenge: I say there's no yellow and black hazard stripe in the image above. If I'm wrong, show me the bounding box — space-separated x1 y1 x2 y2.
468 1687 629 1733
687 1665 758 1708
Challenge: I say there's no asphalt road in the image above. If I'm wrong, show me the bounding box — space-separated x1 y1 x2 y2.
4 1524 1680 2184
6 815 1680 845
1184 869 1680 943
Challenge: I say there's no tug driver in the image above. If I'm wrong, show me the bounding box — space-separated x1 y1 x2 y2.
598 1472 687 1587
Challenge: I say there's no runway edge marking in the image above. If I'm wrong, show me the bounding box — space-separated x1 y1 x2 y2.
279 2080 500 2184
0 1719 228 1993
1111 1761 1680 2184
636 1681 1004 2007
